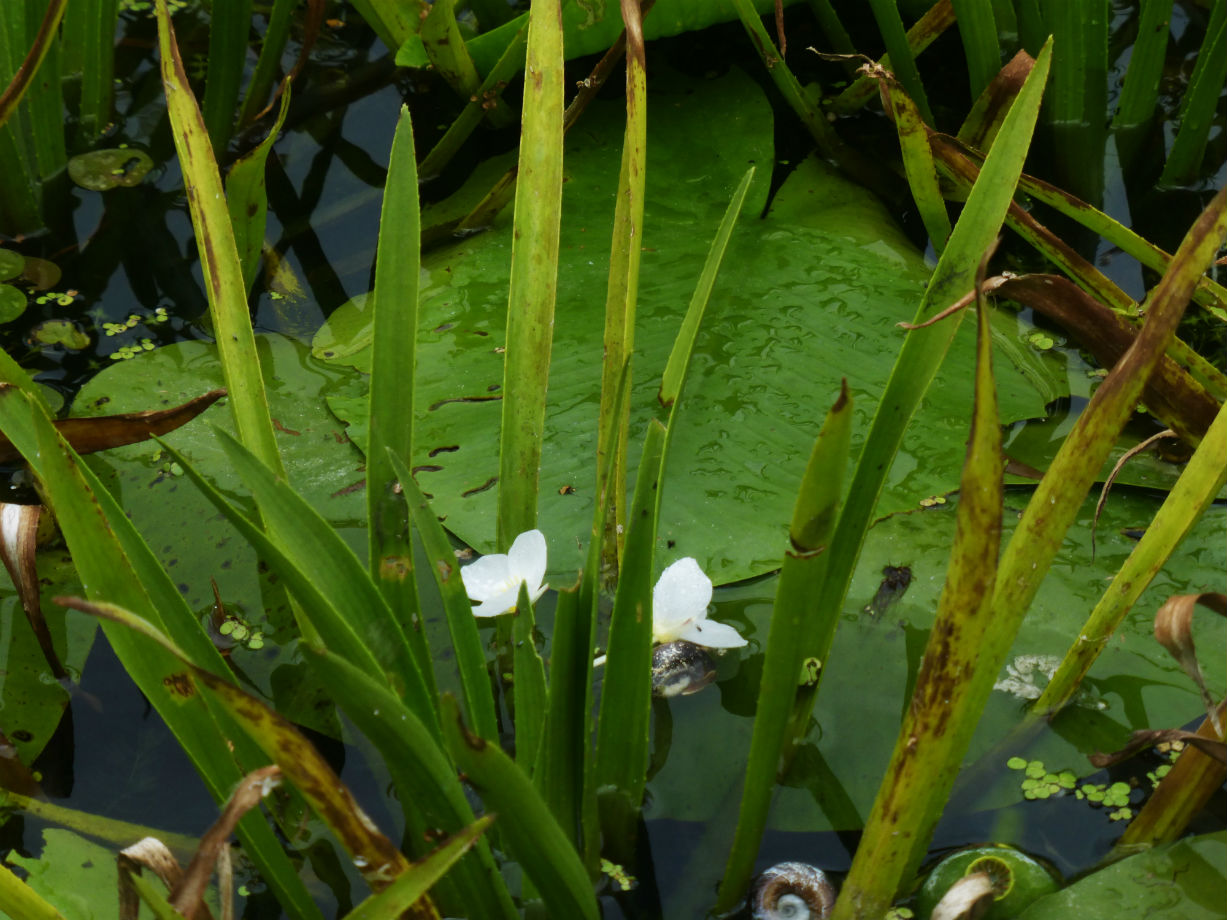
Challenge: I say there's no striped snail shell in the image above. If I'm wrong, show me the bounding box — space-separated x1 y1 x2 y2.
751 862 837 920
650 640 716 698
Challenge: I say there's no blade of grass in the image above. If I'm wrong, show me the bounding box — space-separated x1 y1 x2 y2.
572 361 630 865
658 167 756 408
60 0 117 144
441 694 600 920
806 0 856 55
496 0 563 550
596 0 648 572
305 648 518 920
801 38 1052 748
238 0 298 126
366 105 434 695
344 816 495 920
0 386 320 920
1110 0 1172 131
162 431 437 730
1159 0 1227 185
956 49 1034 152
512 580 548 773
865 0 933 123
226 83 291 294
391 450 499 742
0 0 66 132
715 381 853 913
56 597 435 916
532 582 588 843
827 0 955 115
417 25 527 181
728 0 880 189
879 70 951 251
421 0 510 126
349 0 419 52
830 284 1003 919
594 418 665 858
950 0 999 99
155 0 283 476
201 0 252 151
1032 397 1227 715
1042 0 1108 201
0 859 65 920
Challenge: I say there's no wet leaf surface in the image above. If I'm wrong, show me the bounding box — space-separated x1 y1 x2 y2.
1014 831 1226 920
313 68 1060 585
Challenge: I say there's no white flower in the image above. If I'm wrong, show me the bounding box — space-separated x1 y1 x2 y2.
461 530 548 617
652 557 747 649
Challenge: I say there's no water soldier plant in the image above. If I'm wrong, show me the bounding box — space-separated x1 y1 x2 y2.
0 1 1224 918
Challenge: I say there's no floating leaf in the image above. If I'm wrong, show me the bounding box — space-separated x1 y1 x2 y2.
0 249 23 282
314 69 1055 585
67 147 155 191
0 283 25 322
28 319 88 350
1014 832 1226 920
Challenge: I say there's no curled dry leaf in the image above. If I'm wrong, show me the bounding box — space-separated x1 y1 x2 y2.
0 387 226 463
171 764 281 920
930 872 996 920
1089 727 1227 768
1089 429 1179 560
0 502 65 678
118 836 189 920
1153 592 1226 733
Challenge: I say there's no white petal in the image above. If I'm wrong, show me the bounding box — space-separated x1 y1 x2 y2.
507 529 548 591
471 584 521 617
460 553 512 601
678 618 747 649
653 557 712 632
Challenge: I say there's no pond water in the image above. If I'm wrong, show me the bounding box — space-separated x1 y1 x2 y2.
1 2 1224 918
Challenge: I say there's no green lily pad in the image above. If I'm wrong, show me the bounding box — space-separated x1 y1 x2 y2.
29 319 89 350
67 147 155 191
0 248 23 282
314 68 1057 585
0 283 26 322
1014 832 1226 920
6 828 121 920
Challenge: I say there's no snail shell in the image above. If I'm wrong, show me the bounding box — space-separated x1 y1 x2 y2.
751 862 837 920
650 640 716 698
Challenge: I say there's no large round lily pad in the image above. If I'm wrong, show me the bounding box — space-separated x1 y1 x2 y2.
314 67 1057 585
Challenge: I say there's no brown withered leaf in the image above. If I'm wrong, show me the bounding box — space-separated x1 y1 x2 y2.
118 836 192 920
1154 592 1227 733
994 274 1221 445
0 502 65 677
1089 727 1227 768
171 765 280 920
0 388 226 464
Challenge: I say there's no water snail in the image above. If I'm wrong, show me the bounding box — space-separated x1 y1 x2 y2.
750 862 837 920
650 640 716 697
